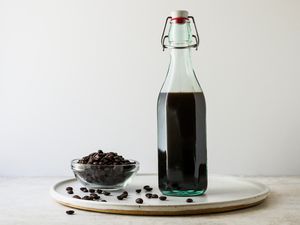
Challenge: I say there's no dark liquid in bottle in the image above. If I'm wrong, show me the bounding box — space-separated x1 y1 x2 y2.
157 92 207 196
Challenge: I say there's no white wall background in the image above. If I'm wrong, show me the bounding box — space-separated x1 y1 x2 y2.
0 0 299 176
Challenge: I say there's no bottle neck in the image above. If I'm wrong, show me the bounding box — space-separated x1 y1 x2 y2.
168 20 194 77
169 20 193 47
169 48 194 77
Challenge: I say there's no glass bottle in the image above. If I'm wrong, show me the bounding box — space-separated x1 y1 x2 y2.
157 10 207 196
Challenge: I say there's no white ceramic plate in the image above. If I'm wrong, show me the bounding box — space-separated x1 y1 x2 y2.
50 174 269 215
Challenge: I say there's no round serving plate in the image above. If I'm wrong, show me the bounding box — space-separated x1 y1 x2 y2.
50 174 269 216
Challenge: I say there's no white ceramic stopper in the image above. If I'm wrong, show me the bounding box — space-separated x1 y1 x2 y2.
171 10 189 19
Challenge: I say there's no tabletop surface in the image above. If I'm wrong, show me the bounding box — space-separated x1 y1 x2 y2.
0 176 299 225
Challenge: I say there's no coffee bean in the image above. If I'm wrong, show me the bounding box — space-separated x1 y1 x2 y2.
135 189 142 193
143 185 150 189
186 198 193 203
73 195 81 199
103 191 110 196
101 200 107 202
67 190 74 194
89 189 95 193
159 196 167 201
96 189 103 194
117 195 124 200
66 187 73 191
66 210 74 215
145 187 153 192
135 198 143 204
82 196 92 200
93 154 100 161
145 193 152 198
117 191 128 200
90 193 100 200
151 194 158 198
80 187 88 193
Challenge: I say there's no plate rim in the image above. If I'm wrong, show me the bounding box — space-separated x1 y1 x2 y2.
50 174 270 209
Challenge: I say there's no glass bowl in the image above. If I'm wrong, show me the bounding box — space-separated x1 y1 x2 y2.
71 159 139 190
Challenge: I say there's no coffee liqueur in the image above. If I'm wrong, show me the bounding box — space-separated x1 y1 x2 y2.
157 10 207 196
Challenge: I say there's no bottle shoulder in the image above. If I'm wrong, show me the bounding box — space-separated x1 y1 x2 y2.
160 70 203 93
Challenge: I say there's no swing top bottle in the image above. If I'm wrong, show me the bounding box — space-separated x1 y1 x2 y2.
157 10 207 196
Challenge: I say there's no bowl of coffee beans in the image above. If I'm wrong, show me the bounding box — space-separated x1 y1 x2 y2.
71 150 139 190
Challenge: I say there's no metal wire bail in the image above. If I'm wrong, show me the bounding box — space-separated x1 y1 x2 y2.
161 16 200 51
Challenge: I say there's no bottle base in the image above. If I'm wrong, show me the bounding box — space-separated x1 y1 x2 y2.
161 189 206 197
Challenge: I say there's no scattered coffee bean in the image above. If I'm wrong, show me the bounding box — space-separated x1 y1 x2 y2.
103 191 110 196
186 198 193 203
96 189 103 194
151 194 158 198
101 200 107 202
145 187 153 192
135 189 142 193
67 190 74 194
80 187 88 193
117 191 128 200
159 196 167 201
135 198 143 204
145 193 152 198
73 195 81 199
82 195 92 200
90 193 100 200
143 185 150 189
117 195 124 200
66 210 75 215
89 189 95 193
66 187 73 191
